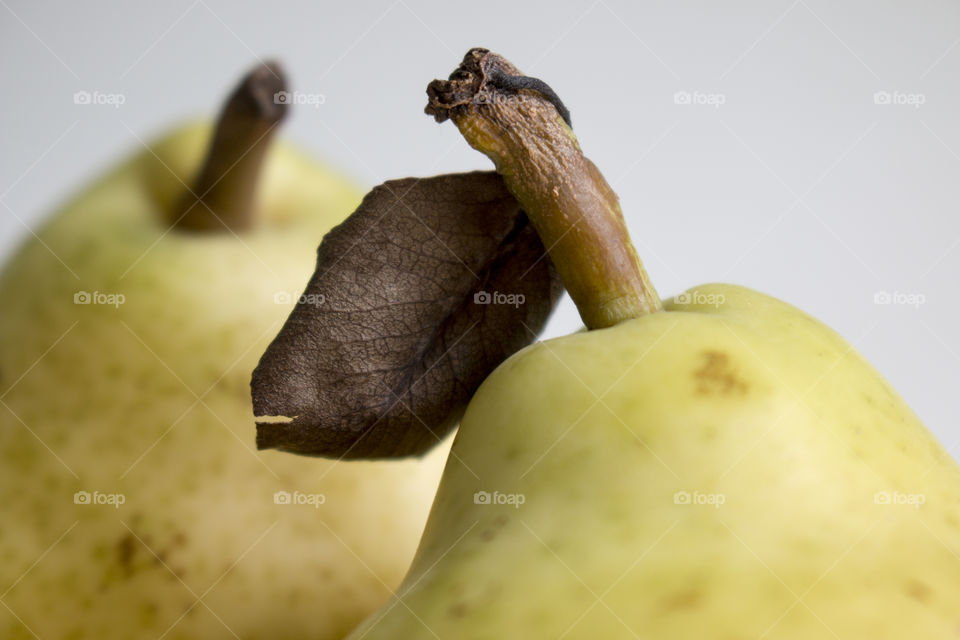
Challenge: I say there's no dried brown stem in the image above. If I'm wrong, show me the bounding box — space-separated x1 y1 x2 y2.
176 61 287 232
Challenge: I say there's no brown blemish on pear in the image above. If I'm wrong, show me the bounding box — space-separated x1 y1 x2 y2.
114 529 189 583
116 532 136 576
659 588 704 612
694 351 748 396
905 579 933 603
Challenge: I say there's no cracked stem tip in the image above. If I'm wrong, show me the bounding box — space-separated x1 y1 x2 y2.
425 48 660 329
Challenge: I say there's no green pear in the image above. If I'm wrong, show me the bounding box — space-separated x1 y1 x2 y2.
351 283 960 639
0 65 449 640
346 49 960 639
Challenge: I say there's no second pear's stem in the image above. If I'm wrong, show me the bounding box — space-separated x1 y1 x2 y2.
176 61 288 232
426 49 661 329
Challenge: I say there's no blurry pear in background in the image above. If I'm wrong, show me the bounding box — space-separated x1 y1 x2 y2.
0 63 450 640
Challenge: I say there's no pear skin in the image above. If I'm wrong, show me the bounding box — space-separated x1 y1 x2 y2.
349 284 960 639
0 123 450 640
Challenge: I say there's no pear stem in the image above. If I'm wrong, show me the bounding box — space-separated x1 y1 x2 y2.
175 61 288 232
426 49 661 329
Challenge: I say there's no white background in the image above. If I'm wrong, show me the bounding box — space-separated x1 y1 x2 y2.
1 0 957 456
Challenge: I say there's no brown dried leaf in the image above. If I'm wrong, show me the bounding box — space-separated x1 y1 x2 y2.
251 171 562 459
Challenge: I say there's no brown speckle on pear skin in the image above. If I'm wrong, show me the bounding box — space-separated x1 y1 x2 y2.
116 529 189 582
905 579 932 603
659 588 703 612
482 515 513 541
139 601 159 626
116 532 136 576
448 602 468 618
694 351 748 396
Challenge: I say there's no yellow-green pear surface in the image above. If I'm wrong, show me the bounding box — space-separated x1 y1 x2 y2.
349 284 960 639
0 120 449 639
